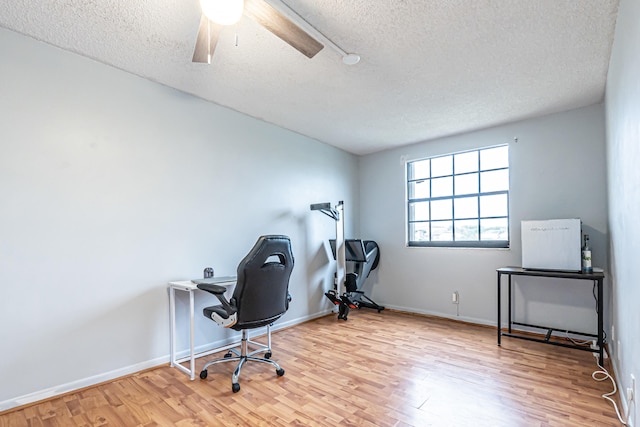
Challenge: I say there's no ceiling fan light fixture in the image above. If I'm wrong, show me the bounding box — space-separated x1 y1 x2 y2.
342 53 360 65
200 0 244 26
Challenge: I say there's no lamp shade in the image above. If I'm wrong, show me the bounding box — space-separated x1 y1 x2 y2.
200 0 244 26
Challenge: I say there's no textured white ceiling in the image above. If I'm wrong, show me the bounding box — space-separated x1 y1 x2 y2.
0 0 619 155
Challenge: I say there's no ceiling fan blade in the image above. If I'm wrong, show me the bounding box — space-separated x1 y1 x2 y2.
244 0 324 58
192 15 223 63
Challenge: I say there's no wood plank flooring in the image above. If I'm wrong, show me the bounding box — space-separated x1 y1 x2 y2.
0 310 623 426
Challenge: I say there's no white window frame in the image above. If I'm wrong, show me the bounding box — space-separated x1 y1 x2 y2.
406 145 510 248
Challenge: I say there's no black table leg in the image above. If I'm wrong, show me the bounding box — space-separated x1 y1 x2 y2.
497 271 501 346
597 278 604 362
508 274 512 333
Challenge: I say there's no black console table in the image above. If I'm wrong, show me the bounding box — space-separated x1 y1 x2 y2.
497 267 605 361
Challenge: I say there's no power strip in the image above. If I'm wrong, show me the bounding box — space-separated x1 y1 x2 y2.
591 340 608 359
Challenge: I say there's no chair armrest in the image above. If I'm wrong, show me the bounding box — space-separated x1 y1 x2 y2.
197 283 236 317
196 283 227 295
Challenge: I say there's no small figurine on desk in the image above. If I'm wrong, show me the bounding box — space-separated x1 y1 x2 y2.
582 235 593 273
203 267 214 278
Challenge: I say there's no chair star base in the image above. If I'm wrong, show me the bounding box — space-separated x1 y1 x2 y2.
199 327 285 392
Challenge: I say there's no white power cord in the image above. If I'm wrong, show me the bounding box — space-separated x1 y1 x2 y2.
564 331 592 346
561 293 629 424
592 354 629 425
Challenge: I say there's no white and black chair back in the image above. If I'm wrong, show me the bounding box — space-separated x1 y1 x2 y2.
231 235 294 330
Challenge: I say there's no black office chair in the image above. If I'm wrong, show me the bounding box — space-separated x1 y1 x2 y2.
196 235 294 393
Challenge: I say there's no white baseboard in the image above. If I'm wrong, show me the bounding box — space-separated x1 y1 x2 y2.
0 310 333 413
0 356 167 412
609 352 634 427
382 304 495 327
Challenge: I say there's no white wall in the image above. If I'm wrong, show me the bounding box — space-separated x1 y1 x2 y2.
0 28 357 410
605 0 640 423
359 105 608 333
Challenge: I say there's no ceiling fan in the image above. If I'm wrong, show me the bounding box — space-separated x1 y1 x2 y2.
192 0 325 64
193 0 361 65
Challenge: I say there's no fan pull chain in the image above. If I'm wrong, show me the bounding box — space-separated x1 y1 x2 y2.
235 33 239 47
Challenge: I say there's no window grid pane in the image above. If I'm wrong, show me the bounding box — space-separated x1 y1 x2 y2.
431 155 452 177
454 172 479 195
480 146 509 170
409 222 430 242
409 180 430 199
454 151 478 174
409 201 430 221
431 199 452 220
409 159 430 180
454 196 478 219
480 218 509 241
431 176 453 198
407 145 509 248
431 220 453 241
480 169 509 193
454 219 480 241
480 193 508 218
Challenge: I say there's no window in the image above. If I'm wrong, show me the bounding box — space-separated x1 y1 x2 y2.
407 145 509 248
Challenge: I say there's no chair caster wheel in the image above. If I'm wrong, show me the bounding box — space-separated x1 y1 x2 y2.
276 368 285 376
199 370 208 380
224 352 232 358
265 351 272 359
232 383 240 393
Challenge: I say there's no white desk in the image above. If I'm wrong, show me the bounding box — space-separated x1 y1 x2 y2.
168 277 236 380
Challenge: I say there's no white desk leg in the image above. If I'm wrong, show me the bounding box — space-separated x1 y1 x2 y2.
267 324 272 349
189 289 195 380
168 286 197 379
169 286 176 368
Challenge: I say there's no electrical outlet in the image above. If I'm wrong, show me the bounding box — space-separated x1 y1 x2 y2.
452 291 459 304
618 340 622 362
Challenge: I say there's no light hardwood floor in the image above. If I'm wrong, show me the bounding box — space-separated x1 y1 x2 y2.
0 310 623 426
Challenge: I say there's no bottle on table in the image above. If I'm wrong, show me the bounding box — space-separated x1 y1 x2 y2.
582 234 593 273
